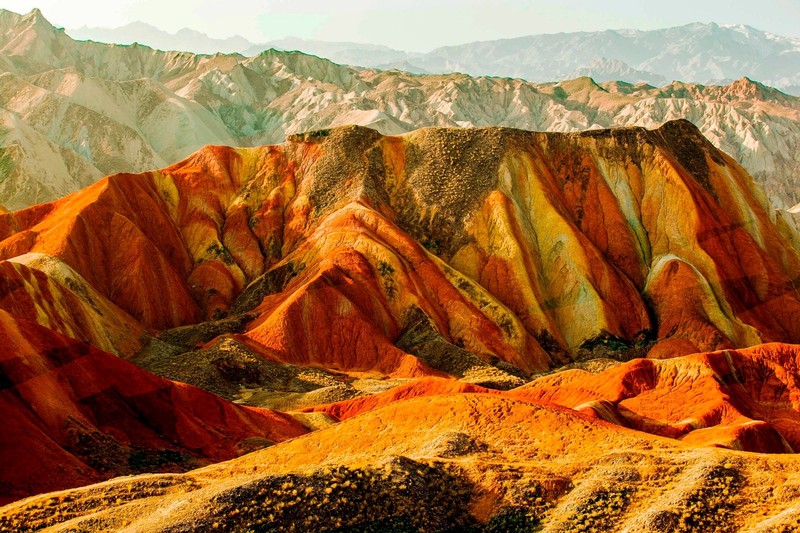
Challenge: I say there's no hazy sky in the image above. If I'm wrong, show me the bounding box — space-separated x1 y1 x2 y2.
2 0 799 51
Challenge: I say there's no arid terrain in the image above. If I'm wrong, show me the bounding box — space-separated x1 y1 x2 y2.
1 119 800 530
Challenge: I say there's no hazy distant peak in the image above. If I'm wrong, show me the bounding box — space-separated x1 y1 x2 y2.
67 22 255 54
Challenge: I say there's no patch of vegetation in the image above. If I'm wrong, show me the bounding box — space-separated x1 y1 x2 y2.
158 313 256 350
128 449 191 471
288 129 331 143
576 333 655 362
377 261 395 277
483 507 541 532
328 515 418 533
376 261 397 300
0 146 13 183
675 464 743 533
496 315 515 338
306 129 331 139
204 458 476 532
421 238 443 254
231 262 304 314
551 86 568 99
207 243 236 265
580 336 631 352
562 488 633 532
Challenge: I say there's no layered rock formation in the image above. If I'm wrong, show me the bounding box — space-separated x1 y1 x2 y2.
0 9 799 210
1 122 798 376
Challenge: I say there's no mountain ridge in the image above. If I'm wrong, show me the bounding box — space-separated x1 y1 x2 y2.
2 121 798 368
65 15 800 95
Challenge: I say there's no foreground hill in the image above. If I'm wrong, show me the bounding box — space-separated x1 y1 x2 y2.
0 9 799 210
5 374 800 531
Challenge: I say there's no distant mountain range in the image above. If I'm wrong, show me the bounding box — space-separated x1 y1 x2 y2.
0 8 798 212
69 21 254 55
68 21 800 95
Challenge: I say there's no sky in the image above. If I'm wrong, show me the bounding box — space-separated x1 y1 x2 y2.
1 0 799 51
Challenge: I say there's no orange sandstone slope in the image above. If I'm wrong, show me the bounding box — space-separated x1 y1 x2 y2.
6 392 800 531
304 343 800 454
0 309 307 505
1 120 799 379
516 343 800 453
0 253 144 357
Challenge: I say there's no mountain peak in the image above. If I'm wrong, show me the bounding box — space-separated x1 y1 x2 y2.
22 7 52 28
726 76 785 100
555 76 605 95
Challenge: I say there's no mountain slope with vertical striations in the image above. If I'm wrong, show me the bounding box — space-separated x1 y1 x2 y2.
2 121 798 375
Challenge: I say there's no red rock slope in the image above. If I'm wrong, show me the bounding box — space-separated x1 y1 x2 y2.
0 310 307 504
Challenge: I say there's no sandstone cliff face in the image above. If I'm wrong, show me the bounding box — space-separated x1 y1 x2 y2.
1 122 797 377
0 10 798 210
